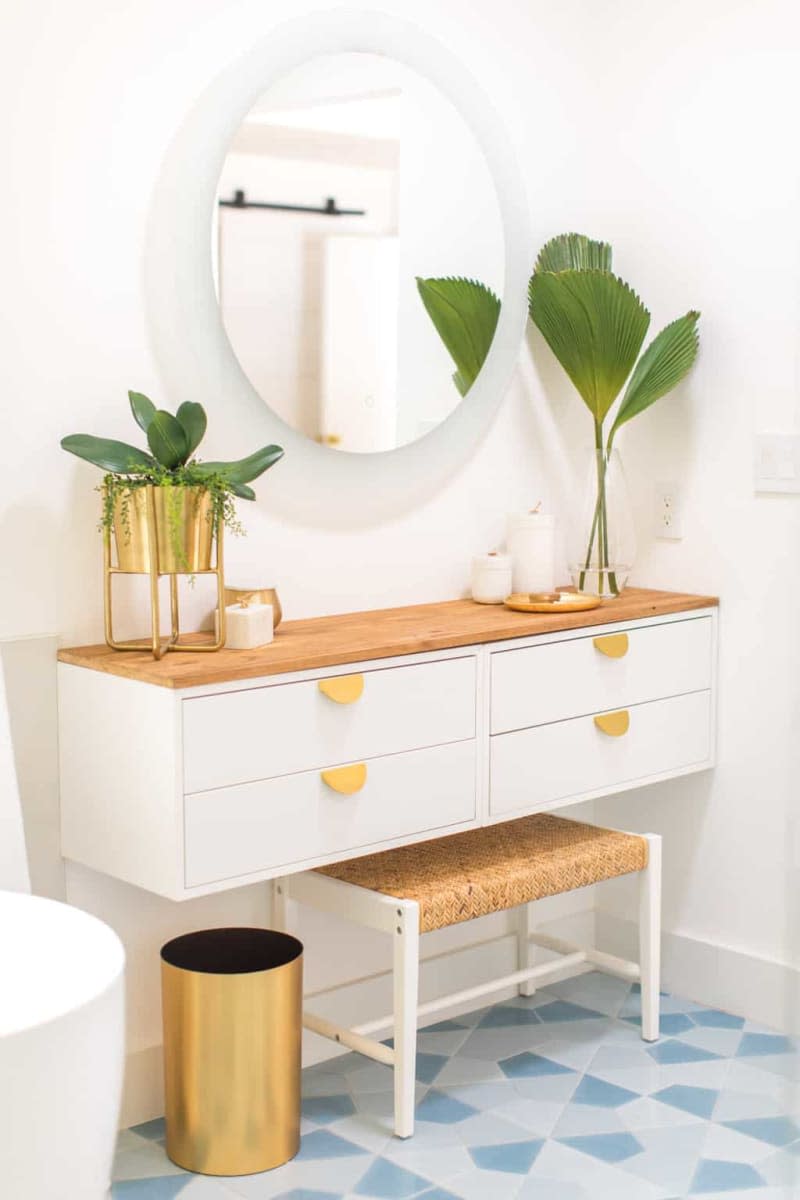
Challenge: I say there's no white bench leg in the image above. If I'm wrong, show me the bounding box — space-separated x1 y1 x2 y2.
393 900 420 1138
639 834 662 1042
516 902 536 997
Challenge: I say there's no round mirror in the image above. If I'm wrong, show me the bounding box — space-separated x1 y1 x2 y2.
215 52 504 454
145 12 530 524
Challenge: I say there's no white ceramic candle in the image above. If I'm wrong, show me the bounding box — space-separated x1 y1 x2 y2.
471 552 513 604
507 511 556 593
220 600 274 649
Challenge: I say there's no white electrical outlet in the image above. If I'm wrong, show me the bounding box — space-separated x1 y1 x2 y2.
655 482 683 540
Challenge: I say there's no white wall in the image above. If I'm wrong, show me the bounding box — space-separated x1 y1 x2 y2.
2 0 799 1120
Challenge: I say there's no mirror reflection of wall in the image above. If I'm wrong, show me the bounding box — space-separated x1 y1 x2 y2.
216 52 504 453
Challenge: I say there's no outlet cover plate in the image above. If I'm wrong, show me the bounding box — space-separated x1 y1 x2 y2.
754 432 800 494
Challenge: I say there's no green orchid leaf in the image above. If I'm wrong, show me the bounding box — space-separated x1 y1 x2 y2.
229 481 256 501
147 410 190 468
128 391 157 433
60 434 156 474
416 276 501 396
534 233 613 274
609 311 700 444
176 401 208 458
528 269 650 423
193 444 284 485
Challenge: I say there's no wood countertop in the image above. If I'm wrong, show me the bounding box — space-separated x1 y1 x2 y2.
57 588 718 690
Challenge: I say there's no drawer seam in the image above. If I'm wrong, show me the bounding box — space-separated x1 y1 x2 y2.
491 685 711 738
184 732 478 797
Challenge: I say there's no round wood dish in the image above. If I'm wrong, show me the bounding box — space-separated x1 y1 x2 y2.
504 592 602 614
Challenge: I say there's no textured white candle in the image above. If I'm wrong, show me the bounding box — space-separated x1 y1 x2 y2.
507 512 556 593
471 553 513 604
222 601 273 650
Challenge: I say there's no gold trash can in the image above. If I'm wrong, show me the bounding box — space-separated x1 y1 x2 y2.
161 927 303 1176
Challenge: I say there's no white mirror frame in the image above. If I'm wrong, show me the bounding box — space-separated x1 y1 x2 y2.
144 10 531 527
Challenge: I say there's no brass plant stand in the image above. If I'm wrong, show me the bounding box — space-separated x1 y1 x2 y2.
103 485 226 660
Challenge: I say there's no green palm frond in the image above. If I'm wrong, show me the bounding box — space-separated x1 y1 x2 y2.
528 269 650 423
534 233 613 274
416 276 501 396
608 311 701 444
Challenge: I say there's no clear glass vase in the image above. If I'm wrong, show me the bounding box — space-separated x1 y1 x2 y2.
568 448 636 597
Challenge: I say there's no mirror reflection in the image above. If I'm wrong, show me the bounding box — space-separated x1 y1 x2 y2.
215 52 504 453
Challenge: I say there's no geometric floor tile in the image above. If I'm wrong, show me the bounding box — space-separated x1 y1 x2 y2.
689 1157 767 1193
646 1040 722 1065
652 1084 719 1118
112 974 800 1200
468 1139 543 1174
557 1132 644 1163
722 1116 800 1146
570 1074 639 1108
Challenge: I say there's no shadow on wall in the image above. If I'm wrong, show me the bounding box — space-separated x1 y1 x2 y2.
0 635 65 901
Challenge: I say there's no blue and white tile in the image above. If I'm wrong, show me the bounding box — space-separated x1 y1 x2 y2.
614 1122 710 1195
223 1153 370 1199
434 1056 504 1089
524 1139 673 1199
112 975 800 1200
536 972 632 1018
701 1121 782 1166
439 1164 527 1199
113 1135 188 1183
455 1111 534 1148
113 1179 241 1198
382 1137 474 1184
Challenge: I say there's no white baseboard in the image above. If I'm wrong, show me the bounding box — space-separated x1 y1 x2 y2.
120 907 596 1127
597 910 800 1034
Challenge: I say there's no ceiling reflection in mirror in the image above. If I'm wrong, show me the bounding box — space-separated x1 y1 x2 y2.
215 52 504 453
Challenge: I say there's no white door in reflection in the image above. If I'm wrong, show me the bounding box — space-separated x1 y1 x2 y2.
321 235 399 453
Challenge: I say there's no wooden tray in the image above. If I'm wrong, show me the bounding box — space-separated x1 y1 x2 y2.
504 592 602 614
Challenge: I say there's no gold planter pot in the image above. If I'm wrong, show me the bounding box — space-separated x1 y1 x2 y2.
161 928 303 1176
104 484 226 660
114 486 214 574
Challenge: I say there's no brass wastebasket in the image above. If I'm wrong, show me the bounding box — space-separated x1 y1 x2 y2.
161 927 303 1176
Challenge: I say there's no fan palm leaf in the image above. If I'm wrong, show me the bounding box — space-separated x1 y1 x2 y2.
528 269 651 424
416 276 501 396
534 232 613 274
608 311 700 445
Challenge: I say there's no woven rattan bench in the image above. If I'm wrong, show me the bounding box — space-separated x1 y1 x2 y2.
276 813 661 1138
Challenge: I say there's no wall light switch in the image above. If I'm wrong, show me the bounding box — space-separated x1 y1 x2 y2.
754 432 800 493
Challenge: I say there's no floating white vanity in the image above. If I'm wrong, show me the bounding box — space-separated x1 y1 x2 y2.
57 588 717 902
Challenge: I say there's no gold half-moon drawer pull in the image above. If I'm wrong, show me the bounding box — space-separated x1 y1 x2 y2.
593 633 629 658
318 674 364 704
321 763 367 794
594 710 630 737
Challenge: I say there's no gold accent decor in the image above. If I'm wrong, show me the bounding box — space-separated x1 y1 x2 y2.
593 709 630 737
504 592 601 614
317 812 648 934
593 632 629 658
161 929 302 1175
318 674 364 704
321 763 368 794
104 485 225 660
224 586 282 629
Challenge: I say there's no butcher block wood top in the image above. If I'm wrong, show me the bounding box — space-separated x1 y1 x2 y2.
57 588 717 690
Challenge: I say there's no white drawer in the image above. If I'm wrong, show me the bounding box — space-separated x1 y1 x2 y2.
183 656 476 793
184 739 477 886
490 690 711 817
491 616 712 734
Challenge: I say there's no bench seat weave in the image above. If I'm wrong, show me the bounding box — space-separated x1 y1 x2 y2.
315 813 648 933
